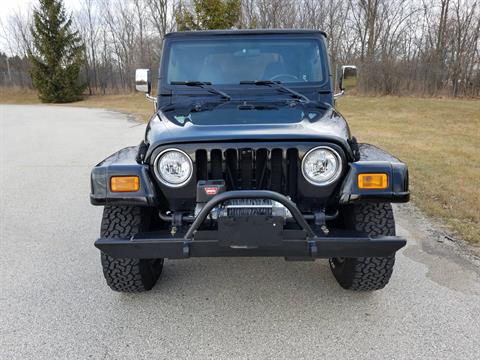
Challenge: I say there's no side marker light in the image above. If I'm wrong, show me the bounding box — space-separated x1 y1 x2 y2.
110 176 140 192
358 173 388 189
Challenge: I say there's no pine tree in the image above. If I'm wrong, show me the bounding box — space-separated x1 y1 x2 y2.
28 0 86 103
176 0 241 30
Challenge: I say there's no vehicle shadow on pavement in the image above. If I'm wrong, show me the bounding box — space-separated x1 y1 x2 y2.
107 257 390 331
138 257 376 302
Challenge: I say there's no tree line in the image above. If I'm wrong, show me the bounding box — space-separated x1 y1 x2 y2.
0 0 479 97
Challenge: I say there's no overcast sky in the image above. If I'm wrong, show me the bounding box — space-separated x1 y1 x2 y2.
1 0 79 21
1 0 32 21
3 0 82 19
0 0 80 54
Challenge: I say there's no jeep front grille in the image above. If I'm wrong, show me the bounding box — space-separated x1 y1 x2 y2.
195 148 299 199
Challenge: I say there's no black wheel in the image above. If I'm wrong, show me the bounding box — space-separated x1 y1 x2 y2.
329 203 397 291
100 206 164 292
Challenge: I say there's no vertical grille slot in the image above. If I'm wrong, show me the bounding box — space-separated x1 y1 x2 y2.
286 148 298 199
270 148 283 193
210 149 223 179
196 149 208 180
239 149 253 189
255 148 268 189
225 149 238 189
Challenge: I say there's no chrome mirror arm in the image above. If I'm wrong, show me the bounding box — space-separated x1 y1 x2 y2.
145 93 157 110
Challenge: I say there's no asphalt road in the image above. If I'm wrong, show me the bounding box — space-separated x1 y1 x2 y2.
1 105 480 360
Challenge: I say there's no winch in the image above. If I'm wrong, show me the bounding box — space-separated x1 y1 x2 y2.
195 180 292 219
219 199 292 218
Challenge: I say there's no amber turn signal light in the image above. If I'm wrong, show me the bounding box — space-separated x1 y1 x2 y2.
358 173 388 189
110 176 140 192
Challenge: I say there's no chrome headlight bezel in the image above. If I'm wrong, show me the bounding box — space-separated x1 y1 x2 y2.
301 146 343 186
153 148 193 188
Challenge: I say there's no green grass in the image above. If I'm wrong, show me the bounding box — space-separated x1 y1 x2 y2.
2 89 479 244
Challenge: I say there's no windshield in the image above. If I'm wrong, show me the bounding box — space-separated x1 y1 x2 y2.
166 38 326 85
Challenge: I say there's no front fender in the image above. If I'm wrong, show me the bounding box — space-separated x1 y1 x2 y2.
339 144 409 204
90 146 158 206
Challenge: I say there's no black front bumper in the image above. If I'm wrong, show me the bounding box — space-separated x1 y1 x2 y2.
95 190 406 259
96 233 405 259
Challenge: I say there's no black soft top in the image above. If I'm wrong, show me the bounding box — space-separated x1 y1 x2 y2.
165 29 327 38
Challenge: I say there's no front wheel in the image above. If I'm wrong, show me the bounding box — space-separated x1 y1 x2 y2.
100 206 164 292
329 203 397 291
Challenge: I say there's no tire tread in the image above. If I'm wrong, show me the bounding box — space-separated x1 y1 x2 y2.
330 203 397 291
100 206 162 292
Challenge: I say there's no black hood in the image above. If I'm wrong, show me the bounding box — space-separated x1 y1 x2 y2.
144 101 352 160
163 101 320 126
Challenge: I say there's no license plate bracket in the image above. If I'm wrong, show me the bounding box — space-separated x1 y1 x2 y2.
217 216 284 247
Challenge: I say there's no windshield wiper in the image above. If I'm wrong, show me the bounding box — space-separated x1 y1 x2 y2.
239 80 310 103
160 98 229 114
170 81 231 100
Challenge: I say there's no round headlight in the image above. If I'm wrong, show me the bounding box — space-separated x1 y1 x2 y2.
154 149 193 187
302 146 342 186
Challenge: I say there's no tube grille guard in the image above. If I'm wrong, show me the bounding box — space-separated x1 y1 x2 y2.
185 190 316 239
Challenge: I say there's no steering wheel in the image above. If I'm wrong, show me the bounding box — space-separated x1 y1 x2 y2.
270 74 299 82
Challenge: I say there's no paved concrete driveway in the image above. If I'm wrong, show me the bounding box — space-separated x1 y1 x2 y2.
1 105 479 359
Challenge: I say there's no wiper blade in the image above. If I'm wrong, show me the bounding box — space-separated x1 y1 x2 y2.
171 81 209 86
240 80 310 102
239 80 310 103
170 81 231 100
160 98 228 114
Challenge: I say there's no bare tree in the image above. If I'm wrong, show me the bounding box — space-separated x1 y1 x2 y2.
1 0 479 97
76 0 101 94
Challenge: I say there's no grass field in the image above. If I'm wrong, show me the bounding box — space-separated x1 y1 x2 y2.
0 89 154 121
337 96 480 245
1 89 479 244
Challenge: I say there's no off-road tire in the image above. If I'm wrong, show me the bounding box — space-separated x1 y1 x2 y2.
329 203 396 291
100 206 163 292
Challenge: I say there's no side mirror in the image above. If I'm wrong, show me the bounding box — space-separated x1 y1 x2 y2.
338 65 358 92
135 69 151 94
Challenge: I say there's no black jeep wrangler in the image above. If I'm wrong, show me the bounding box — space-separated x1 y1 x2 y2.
91 30 409 292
